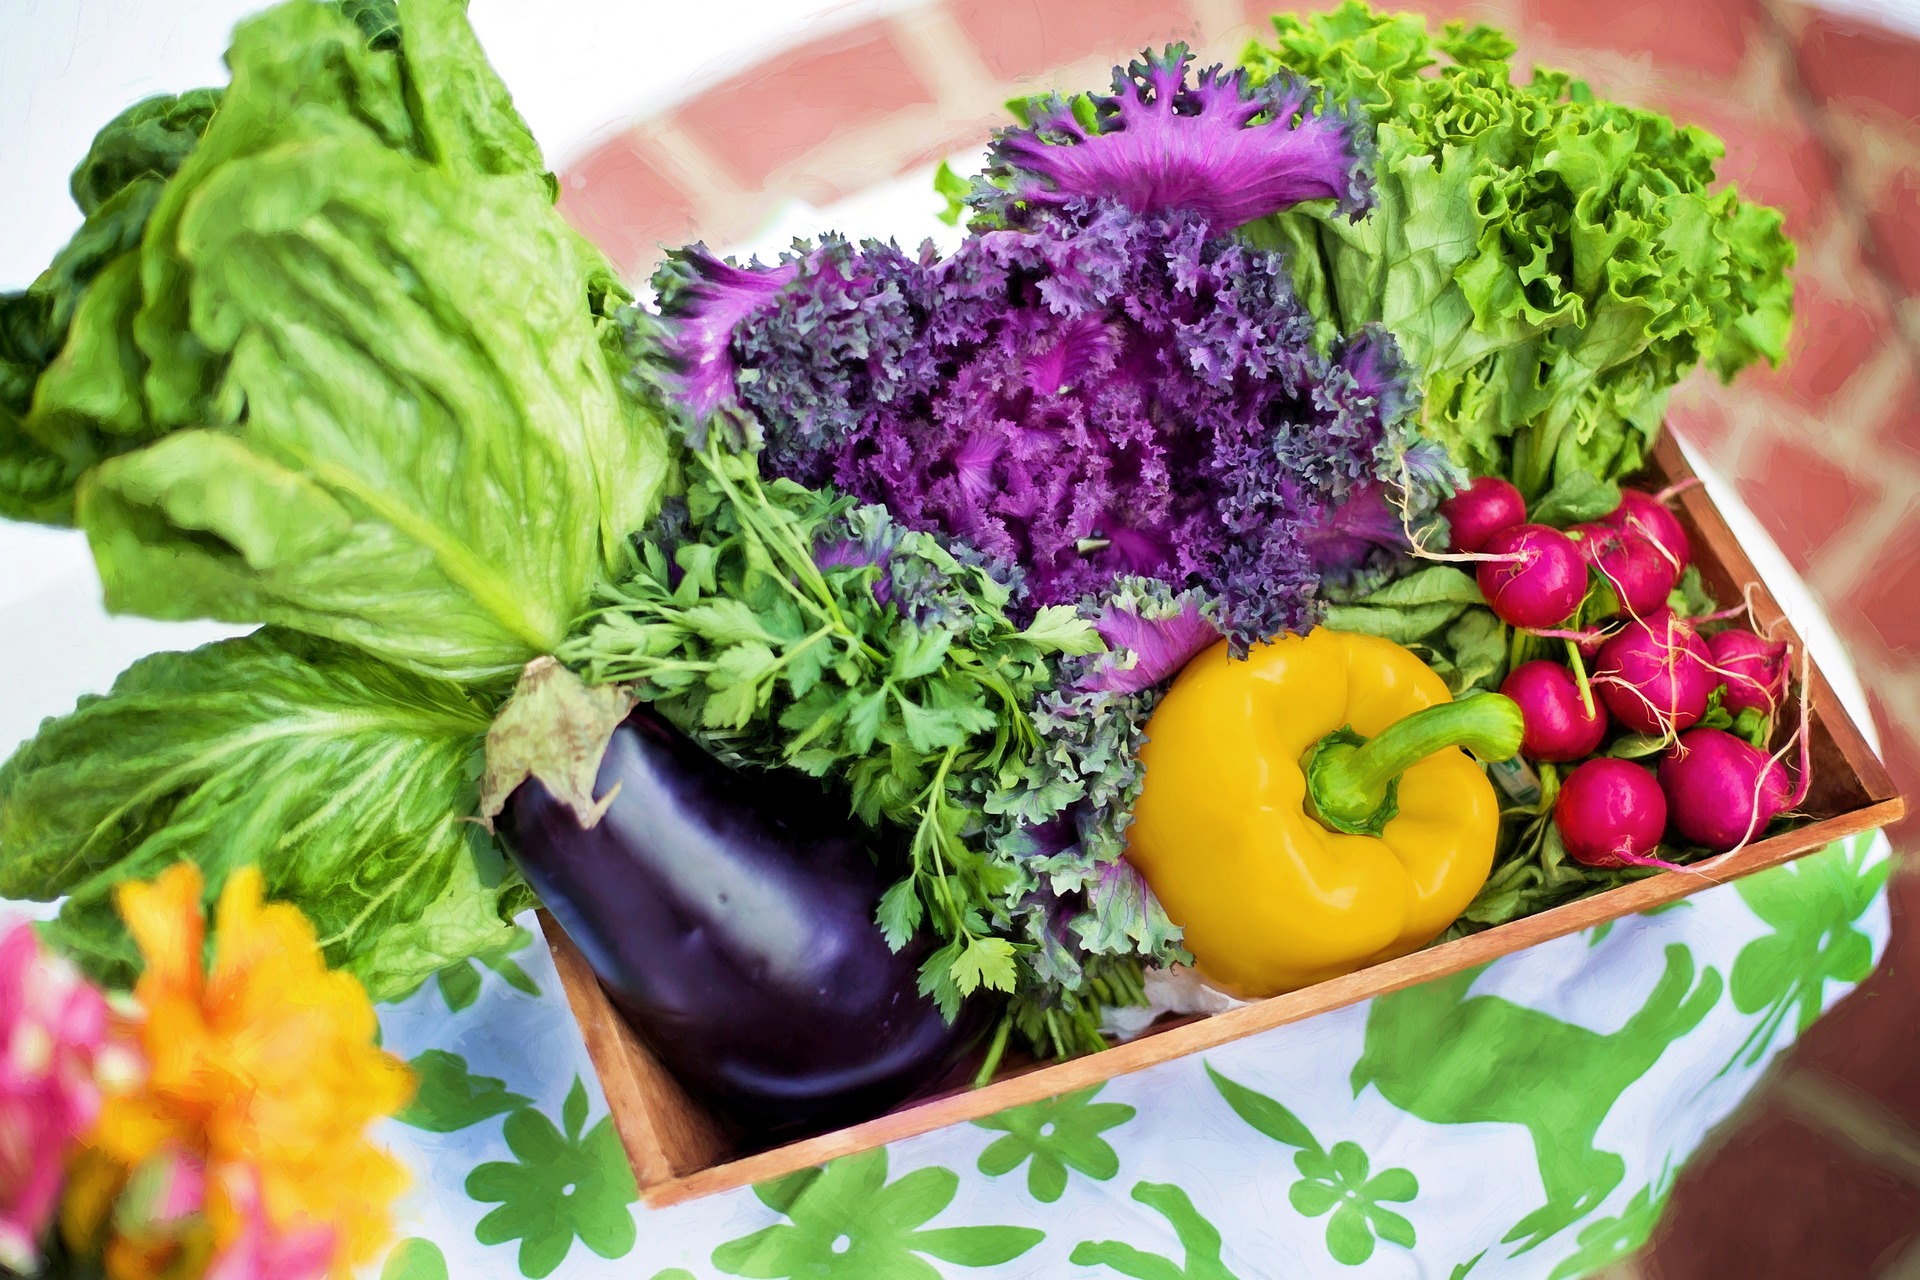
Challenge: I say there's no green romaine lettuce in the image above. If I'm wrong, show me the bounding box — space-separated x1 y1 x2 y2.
56 0 672 682
82 133 663 682
0 88 220 523
1241 2 1794 498
0 0 680 993
0 629 525 999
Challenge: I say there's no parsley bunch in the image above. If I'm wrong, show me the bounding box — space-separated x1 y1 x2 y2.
563 439 1105 1019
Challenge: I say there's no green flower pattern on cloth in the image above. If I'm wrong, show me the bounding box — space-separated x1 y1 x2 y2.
1209 1065 1418 1265
397 1049 530 1133
464 1078 640 1278
1353 943 1721 1255
433 924 544 1012
1545 1170 1675 1280
1071 1182 1243 1279
1726 832 1889 1071
973 1085 1135 1201
379 1237 450 1280
346 831 1890 1280
711 1150 1043 1277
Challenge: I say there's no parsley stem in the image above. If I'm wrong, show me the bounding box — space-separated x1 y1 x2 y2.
695 444 886 666
913 746 968 931
973 1013 1013 1087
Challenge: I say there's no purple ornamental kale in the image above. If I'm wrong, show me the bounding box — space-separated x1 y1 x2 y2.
981 45 1374 229
654 245 798 421
1079 578 1219 694
651 49 1416 652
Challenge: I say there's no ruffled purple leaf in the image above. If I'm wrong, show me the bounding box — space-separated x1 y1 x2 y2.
1302 483 1409 579
812 533 896 609
687 200 1418 651
652 244 797 421
1078 579 1220 693
1072 858 1182 957
981 45 1374 228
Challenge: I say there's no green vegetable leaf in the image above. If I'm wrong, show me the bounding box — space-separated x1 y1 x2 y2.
0 628 521 999
1323 601 1466 644
1353 565 1485 608
1733 705 1771 749
933 160 971 227
1605 733 1670 760
82 129 668 681
1530 470 1622 528
1667 565 1718 618
875 876 925 951
0 88 220 525
1439 608 1508 694
951 935 1019 997
1243 3 1794 499
1018 604 1106 656
17 0 674 680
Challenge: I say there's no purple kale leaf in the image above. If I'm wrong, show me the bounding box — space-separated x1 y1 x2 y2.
649 53 1418 654
979 44 1375 229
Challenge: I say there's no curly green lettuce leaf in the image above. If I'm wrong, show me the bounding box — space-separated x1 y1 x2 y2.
1241 2 1794 499
0 628 524 999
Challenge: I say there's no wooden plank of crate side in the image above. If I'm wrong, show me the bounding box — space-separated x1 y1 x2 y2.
540 913 731 1188
640 794 1901 1206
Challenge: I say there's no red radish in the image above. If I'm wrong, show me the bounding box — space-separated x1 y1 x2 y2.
1555 759 1669 868
1500 660 1609 761
1593 611 1716 736
1442 476 1528 553
1570 521 1680 618
1477 523 1588 628
1706 629 1789 716
1603 489 1690 573
1659 727 1795 851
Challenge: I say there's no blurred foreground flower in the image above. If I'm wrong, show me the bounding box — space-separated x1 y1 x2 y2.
0 920 138 1273
56 864 413 1280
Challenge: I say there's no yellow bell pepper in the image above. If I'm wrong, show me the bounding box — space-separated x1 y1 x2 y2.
1125 628 1523 998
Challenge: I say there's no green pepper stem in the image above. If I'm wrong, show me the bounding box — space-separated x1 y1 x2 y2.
1306 694 1527 835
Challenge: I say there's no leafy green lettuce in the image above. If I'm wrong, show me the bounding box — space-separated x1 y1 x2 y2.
1241 3 1794 499
1 89 220 523
0 0 678 992
17 0 671 682
0 629 523 999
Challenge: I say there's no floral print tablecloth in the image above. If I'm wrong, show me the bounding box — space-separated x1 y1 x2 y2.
366 829 1890 1280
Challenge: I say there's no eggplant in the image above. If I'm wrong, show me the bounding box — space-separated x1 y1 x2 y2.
502 705 985 1141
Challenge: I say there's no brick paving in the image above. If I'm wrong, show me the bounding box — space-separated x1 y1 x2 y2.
550 1 1920 1272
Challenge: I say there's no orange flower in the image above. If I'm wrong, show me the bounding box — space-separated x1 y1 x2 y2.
79 864 413 1279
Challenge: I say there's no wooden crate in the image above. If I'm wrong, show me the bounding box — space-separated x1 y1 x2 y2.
543 433 1906 1207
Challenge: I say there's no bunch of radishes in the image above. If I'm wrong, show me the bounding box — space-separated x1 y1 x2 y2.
1441 476 1808 870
